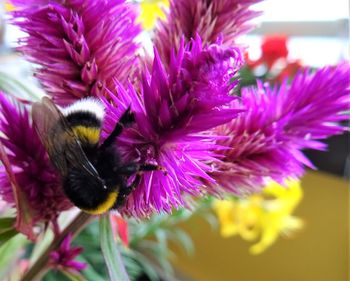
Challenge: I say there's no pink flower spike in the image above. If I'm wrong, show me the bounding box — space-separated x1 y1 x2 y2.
210 63 350 194
154 0 262 66
0 93 72 236
49 234 87 274
11 0 141 106
103 37 244 217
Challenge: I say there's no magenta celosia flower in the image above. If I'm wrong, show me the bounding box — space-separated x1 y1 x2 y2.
0 93 72 237
50 234 86 274
154 0 262 66
102 36 243 217
11 0 141 106
210 63 350 194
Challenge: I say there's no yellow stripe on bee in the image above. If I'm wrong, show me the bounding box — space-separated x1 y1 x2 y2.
72 126 100 144
82 191 118 215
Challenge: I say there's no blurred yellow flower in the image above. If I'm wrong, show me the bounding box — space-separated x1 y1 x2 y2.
4 1 16 12
213 180 304 255
138 0 169 30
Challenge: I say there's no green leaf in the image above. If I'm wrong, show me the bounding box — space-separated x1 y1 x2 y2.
0 217 16 231
44 270 70 281
61 270 87 281
203 212 219 231
119 248 144 280
29 228 54 264
168 229 194 256
154 229 168 248
126 250 160 281
99 214 130 281
78 256 105 281
0 217 18 248
0 229 18 247
0 233 27 280
135 241 174 278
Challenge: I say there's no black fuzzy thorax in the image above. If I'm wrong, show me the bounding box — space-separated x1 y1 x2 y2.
65 111 102 128
62 111 125 210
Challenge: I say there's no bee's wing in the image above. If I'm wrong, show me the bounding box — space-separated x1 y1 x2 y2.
32 97 100 178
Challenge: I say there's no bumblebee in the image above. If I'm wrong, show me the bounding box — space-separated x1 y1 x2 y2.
32 97 158 215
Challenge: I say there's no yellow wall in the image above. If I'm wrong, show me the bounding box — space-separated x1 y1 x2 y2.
172 171 349 281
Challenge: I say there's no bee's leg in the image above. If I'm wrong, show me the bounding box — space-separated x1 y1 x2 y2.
115 163 162 176
100 106 134 149
114 174 141 208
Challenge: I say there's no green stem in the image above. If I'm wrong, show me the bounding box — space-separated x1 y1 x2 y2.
99 214 130 281
20 212 92 281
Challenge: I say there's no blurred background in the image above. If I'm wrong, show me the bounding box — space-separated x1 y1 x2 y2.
172 1 350 278
0 0 348 280
241 0 350 179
